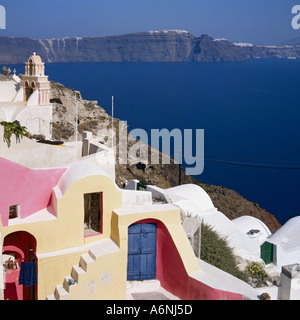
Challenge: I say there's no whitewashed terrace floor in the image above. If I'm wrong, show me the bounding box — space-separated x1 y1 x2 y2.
126 280 180 300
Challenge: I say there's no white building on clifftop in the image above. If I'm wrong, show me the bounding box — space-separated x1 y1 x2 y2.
0 53 52 139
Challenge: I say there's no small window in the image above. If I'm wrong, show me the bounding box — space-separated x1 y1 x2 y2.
9 205 20 219
248 229 260 235
84 192 102 236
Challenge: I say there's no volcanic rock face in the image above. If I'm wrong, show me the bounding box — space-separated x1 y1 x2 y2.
1 31 300 64
50 80 281 233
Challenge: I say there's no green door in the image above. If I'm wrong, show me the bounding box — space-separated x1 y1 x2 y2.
260 242 274 264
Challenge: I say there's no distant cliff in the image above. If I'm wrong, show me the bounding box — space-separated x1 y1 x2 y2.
1 31 300 64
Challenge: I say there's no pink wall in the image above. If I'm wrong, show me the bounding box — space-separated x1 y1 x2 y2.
0 157 66 226
137 218 243 300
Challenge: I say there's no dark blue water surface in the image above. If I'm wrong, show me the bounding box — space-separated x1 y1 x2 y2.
9 60 300 224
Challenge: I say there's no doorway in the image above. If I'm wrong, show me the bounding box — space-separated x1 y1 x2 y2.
84 192 103 236
260 241 274 265
2 231 37 300
127 223 157 280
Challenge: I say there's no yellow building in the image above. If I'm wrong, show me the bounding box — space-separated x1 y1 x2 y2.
0 61 256 299
0 132 253 300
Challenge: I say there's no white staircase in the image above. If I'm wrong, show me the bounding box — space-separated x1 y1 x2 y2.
46 239 119 300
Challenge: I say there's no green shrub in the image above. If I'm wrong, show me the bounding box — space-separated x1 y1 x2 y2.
0 121 30 147
246 262 269 285
200 223 248 282
139 179 147 189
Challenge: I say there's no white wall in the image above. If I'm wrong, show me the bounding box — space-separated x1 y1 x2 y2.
0 81 18 102
273 246 300 273
17 104 52 139
122 189 152 207
146 185 167 200
81 131 116 181
126 179 139 191
0 125 82 168
192 258 259 300
280 265 300 300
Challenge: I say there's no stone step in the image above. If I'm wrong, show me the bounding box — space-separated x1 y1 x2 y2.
63 275 78 293
54 284 70 300
46 238 121 299
46 293 56 300
71 265 86 284
79 253 95 272
89 238 120 260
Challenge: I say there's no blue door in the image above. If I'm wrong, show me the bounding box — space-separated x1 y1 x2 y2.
127 223 157 280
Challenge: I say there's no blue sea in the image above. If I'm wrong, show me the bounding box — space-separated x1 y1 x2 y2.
8 60 300 225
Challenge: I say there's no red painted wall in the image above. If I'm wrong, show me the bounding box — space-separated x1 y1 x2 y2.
3 231 37 300
2 245 24 300
136 218 243 300
0 157 66 226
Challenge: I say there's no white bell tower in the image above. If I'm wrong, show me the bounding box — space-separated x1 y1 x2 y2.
21 52 50 105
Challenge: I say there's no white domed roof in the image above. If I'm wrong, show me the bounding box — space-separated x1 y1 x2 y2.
57 160 111 196
232 215 271 242
163 184 215 215
267 216 300 252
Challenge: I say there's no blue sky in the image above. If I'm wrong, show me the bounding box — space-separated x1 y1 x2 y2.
0 0 300 44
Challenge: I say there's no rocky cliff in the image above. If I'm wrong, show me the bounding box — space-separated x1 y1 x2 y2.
50 80 281 233
1 31 300 64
